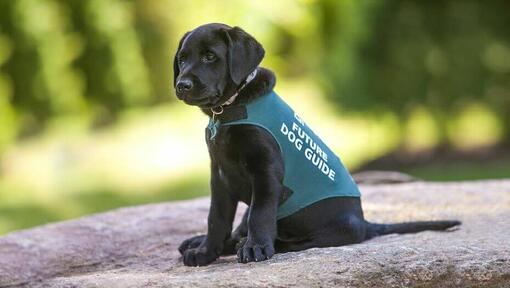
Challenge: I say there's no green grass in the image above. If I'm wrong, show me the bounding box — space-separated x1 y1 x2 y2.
402 160 510 181
0 173 210 235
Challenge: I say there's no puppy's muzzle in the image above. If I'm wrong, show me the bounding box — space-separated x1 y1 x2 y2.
176 78 193 97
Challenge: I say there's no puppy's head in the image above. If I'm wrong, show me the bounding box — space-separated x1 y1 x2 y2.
173 23 264 108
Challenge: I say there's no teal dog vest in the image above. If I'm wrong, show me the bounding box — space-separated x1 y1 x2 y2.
208 91 361 220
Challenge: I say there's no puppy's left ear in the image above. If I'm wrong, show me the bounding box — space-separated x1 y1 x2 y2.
223 27 265 85
173 31 191 88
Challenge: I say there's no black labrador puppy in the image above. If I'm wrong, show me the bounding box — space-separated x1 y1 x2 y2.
173 23 460 267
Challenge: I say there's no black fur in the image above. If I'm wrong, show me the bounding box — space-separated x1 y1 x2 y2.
173 23 461 267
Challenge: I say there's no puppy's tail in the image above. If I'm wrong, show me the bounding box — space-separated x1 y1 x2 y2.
365 220 461 240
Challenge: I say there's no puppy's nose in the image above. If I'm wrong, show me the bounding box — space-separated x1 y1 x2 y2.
176 79 193 93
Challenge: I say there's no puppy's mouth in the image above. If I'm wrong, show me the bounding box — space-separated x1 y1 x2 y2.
180 91 224 108
182 96 211 106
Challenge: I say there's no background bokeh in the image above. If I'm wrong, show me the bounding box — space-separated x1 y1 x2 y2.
0 0 509 235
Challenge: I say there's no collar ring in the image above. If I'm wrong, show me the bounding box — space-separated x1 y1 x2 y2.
211 105 224 115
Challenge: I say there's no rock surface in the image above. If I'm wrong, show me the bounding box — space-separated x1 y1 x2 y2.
1 180 509 287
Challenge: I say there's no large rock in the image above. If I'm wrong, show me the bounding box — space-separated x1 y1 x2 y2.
0 180 509 287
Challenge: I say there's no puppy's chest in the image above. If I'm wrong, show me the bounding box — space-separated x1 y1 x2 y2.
207 126 243 159
208 133 253 203
206 128 251 180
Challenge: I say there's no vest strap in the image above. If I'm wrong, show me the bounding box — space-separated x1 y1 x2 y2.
216 105 248 123
207 105 248 140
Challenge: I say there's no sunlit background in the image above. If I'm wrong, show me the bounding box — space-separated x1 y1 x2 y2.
0 0 509 235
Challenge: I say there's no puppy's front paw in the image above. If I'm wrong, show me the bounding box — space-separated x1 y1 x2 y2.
178 234 206 255
237 239 275 263
182 247 218 267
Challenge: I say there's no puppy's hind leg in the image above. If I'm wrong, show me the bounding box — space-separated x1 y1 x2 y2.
179 208 250 256
178 234 207 255
275 214 367 253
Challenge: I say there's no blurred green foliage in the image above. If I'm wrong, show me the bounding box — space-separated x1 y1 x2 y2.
319 0 510 144
0 0 175 141
0 0 509 151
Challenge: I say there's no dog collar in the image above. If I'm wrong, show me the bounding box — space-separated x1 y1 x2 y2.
208 68 258 139
222 68 258 106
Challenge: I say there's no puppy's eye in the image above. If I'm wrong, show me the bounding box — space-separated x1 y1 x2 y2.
178 57 185 66
202 52 217 62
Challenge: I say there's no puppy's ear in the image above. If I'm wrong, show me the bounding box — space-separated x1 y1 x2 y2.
223 27 265 85
173 31 191 88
